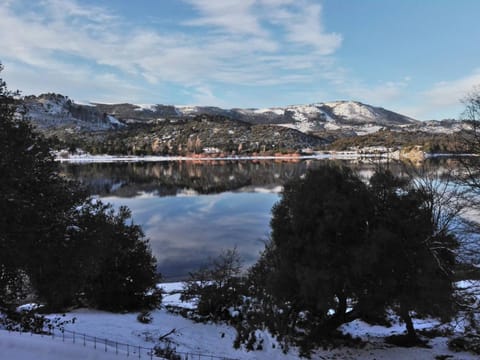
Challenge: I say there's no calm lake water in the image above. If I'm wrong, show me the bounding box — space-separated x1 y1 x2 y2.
60 158 455 280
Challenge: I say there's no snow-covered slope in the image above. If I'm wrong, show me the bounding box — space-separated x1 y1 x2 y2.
234 101 417 134
323 101 416 125
21 94 124 131
21 94 464 136
1 281 478 360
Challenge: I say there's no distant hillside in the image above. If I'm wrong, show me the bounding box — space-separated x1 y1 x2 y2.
21 94 421 134
60 114 328 156
93 100 418 134
17 93 472 155
22 93 124 131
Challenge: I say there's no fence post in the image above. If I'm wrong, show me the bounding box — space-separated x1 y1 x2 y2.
127 344 129 357
62 330 64 342
94 336 97 349
138 345 141 358
83 333 86 346
105 338 107 352
116 342 118 355
73 331 75 344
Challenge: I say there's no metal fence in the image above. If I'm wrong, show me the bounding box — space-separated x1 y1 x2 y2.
7 328 238 360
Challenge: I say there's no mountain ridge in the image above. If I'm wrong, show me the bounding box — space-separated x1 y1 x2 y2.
21 93 421 136
18 93 474 157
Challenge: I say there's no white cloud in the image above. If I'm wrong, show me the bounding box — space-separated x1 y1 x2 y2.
423 69 480 107
39 0 117 24
267 1 342 55
0 0 346 105
401 69 480 119
340 78 411 105
3 62 145 104
189 86 229 108
183 0 264 35
183 0 342 54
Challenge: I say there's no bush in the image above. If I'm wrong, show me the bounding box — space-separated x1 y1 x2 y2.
449 335 480 355
1 309 75 334
137 311 153 324
181 248 244 321
153 342 182 360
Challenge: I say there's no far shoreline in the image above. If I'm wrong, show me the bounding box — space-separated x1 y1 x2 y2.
55 151 397 163
55 151 475 164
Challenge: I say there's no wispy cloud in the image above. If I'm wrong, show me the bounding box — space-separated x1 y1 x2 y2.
401 70 480 119
183 0 265 35
423 69 480 108
0 0 346 104
266 1 342 55
341 78 411 105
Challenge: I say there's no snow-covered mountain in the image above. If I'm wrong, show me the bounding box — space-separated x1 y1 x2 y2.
235 101 418 135
21 94 466 136
21 93 124 131
91 100 419 134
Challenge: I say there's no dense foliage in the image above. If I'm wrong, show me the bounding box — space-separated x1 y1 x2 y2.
179 165 458 353
327 128 464 153
258 165 457 344
55 116 325 156
0 65 160 314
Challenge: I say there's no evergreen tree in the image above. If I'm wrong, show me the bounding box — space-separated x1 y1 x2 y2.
367 170 457 339
261 164 457 345
0 65 160 312
0 65 26 309
268 165 373 332
72 202 160 312
1 65 83 310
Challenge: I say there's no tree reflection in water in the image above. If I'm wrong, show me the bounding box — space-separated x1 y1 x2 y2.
60 158 456 280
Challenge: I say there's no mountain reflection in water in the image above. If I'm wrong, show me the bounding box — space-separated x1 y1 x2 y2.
60 158 455 280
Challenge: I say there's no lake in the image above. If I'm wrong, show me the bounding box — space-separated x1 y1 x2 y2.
60 158 454 280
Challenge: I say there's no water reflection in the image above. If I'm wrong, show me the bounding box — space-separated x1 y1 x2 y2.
60 158 460 280
60 159 418 197
102 192 276 280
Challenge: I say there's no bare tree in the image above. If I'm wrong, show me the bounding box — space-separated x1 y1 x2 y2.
456 88 480 187
445 88 480 350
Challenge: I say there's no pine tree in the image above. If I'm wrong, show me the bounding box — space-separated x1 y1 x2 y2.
262 165 457 345
0 65 160 312
267 165 374 335
0 64 83 310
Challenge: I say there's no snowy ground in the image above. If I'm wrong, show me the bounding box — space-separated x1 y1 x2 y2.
1 282 478 359
0 331 123 360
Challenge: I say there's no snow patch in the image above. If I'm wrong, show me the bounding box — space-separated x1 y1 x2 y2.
107 115 123 126
253 108 285 115
134 104 157 112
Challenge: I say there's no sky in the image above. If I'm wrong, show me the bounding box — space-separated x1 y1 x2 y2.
1 0 479 120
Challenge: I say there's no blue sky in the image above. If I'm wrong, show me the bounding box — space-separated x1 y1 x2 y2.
1 0 479 120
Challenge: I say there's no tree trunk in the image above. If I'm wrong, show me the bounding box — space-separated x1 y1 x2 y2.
400 303 417 339
323 294 357 333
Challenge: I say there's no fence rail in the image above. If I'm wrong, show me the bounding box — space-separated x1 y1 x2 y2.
6 327 238 360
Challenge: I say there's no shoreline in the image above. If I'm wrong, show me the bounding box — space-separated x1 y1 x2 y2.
55 151 406 163
55 151 475 164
